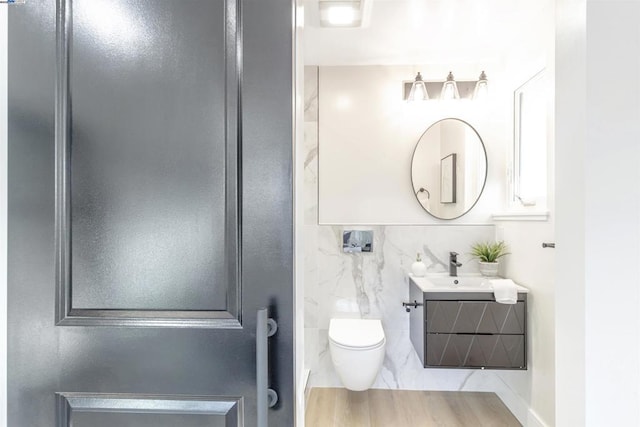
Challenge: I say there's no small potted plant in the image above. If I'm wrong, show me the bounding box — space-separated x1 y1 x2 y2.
470 241 509 277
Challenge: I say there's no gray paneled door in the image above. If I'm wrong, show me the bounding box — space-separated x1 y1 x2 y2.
8 0 294 426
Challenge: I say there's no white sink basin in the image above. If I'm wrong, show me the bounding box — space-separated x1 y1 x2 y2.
409 274 529 293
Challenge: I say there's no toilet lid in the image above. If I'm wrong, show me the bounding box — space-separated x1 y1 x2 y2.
329 319 384 348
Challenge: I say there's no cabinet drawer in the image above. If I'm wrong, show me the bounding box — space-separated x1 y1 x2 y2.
426 301 525 334
426 334 525 369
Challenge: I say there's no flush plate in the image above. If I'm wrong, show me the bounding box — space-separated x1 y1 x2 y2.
342 230 373 253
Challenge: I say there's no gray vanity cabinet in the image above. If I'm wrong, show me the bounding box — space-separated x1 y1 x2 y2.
409 281 527 370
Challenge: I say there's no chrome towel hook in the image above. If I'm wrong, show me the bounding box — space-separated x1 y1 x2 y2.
416 187 430 199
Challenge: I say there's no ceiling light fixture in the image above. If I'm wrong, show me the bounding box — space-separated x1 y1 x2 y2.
319 0 371 28
326 4 357 25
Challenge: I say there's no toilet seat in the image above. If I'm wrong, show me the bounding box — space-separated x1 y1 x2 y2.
329 319 385 349
329 337 385 351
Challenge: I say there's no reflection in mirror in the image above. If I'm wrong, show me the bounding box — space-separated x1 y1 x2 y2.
411 119 487 220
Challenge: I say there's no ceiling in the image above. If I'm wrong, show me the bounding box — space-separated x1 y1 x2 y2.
303 0 553 66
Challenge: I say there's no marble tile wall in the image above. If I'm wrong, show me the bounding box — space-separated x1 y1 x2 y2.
303 66 523 399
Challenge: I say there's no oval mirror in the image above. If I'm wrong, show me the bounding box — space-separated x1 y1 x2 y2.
411 118 487 220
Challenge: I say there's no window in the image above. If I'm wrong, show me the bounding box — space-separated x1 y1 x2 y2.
513 69 547 207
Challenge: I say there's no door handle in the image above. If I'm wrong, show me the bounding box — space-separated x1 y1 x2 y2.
257 308 278 427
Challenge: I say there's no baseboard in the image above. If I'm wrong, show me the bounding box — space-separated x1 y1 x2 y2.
527 407 549 427
297 369 311 427
303 369 311 398
298 368 311 401
496 389 550 427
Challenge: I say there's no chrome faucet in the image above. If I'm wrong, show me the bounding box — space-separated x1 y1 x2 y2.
449 252 462 277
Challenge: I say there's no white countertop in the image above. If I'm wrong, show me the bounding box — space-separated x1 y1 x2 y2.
409 274 529 293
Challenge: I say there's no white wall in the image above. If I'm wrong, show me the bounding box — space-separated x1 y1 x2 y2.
318 65 509 224
1 7 8 427
583 1 640 424
555 0 586 424
556 1 640 425
500 219 555 427
492 19 556 427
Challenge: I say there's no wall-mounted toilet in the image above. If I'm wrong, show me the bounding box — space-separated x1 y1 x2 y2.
328 318 386 391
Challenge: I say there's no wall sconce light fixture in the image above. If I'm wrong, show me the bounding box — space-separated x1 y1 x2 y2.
403 71 489 101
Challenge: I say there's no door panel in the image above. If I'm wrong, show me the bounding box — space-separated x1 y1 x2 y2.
58 393 241 427
8 0 294 425
71 414 227 427
68 0 230 313
57 0 239 326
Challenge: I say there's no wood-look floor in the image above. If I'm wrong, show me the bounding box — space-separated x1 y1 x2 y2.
305 388 521 427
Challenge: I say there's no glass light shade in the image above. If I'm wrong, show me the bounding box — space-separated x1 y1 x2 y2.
473 71 489 100
408 72 429 101
440 72 459 100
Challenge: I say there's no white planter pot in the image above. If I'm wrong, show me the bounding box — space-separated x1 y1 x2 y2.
478 261 499 277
